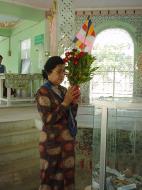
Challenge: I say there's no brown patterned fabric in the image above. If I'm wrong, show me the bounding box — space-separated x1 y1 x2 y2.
36 85 78 190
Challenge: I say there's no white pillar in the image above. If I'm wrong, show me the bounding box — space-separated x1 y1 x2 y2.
47 0 75 56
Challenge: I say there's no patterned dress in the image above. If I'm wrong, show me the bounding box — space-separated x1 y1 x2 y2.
36 84 78 190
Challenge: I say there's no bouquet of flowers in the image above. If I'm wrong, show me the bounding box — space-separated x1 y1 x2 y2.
63 48 98 85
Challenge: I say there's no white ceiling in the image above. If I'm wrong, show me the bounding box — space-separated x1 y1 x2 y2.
0 0 141 31
0 0 50 10
0 0 142 10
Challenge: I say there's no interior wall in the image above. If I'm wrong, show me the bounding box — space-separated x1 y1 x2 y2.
75 14 142 53
75 13 142 96
0 10 142 76
0 19 46 73
0 37 10 72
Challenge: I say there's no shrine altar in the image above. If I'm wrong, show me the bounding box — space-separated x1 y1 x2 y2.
0 73 43 106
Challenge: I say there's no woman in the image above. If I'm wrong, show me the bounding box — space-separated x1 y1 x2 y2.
36 56 80 190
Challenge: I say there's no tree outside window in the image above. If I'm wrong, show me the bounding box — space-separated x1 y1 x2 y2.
90 28 134 102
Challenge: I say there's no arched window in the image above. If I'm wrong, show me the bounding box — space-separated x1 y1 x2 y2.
90 28 134 102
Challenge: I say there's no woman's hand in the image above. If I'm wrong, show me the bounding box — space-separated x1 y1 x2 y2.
71 85 81 104
62 86 80 106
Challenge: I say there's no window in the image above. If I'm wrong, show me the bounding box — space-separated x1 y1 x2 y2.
90 28 134 102
20 39 31 74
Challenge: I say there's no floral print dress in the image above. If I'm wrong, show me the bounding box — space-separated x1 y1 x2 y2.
36 84 78 190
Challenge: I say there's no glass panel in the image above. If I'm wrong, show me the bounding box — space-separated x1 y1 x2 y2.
92 107 102 190
76 105 94 190
106 108 142 190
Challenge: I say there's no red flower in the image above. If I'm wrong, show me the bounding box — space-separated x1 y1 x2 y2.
73 60 78 65
64 49 98 85
79 52 85 57
65 52 71 57
63 58 68 63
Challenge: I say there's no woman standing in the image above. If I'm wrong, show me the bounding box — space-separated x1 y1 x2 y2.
36 56 80 190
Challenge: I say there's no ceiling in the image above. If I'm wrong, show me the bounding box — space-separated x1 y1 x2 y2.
0 0 142 35
0 0 142 10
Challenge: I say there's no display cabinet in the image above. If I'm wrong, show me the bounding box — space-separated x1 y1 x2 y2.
92 98 142 190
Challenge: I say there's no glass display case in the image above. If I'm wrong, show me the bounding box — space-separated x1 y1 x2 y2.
92 97 142 190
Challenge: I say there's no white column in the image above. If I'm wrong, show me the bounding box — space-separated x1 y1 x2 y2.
57 0 75 55
47 0 75 56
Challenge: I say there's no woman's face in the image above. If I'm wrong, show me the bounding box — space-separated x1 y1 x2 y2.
48 64 65 85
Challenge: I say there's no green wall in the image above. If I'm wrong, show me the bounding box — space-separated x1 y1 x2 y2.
76 14 142 96
0 1 45 21
0 19 46 73
76 15 142 63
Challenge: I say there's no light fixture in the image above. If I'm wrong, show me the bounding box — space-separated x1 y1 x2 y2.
0 15 19 28
0 21 18 28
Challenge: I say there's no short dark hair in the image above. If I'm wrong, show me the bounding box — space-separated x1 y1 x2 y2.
0 55 3 59
42 56 64 80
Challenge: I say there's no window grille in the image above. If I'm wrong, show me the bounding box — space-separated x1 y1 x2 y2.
90 29 134 102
